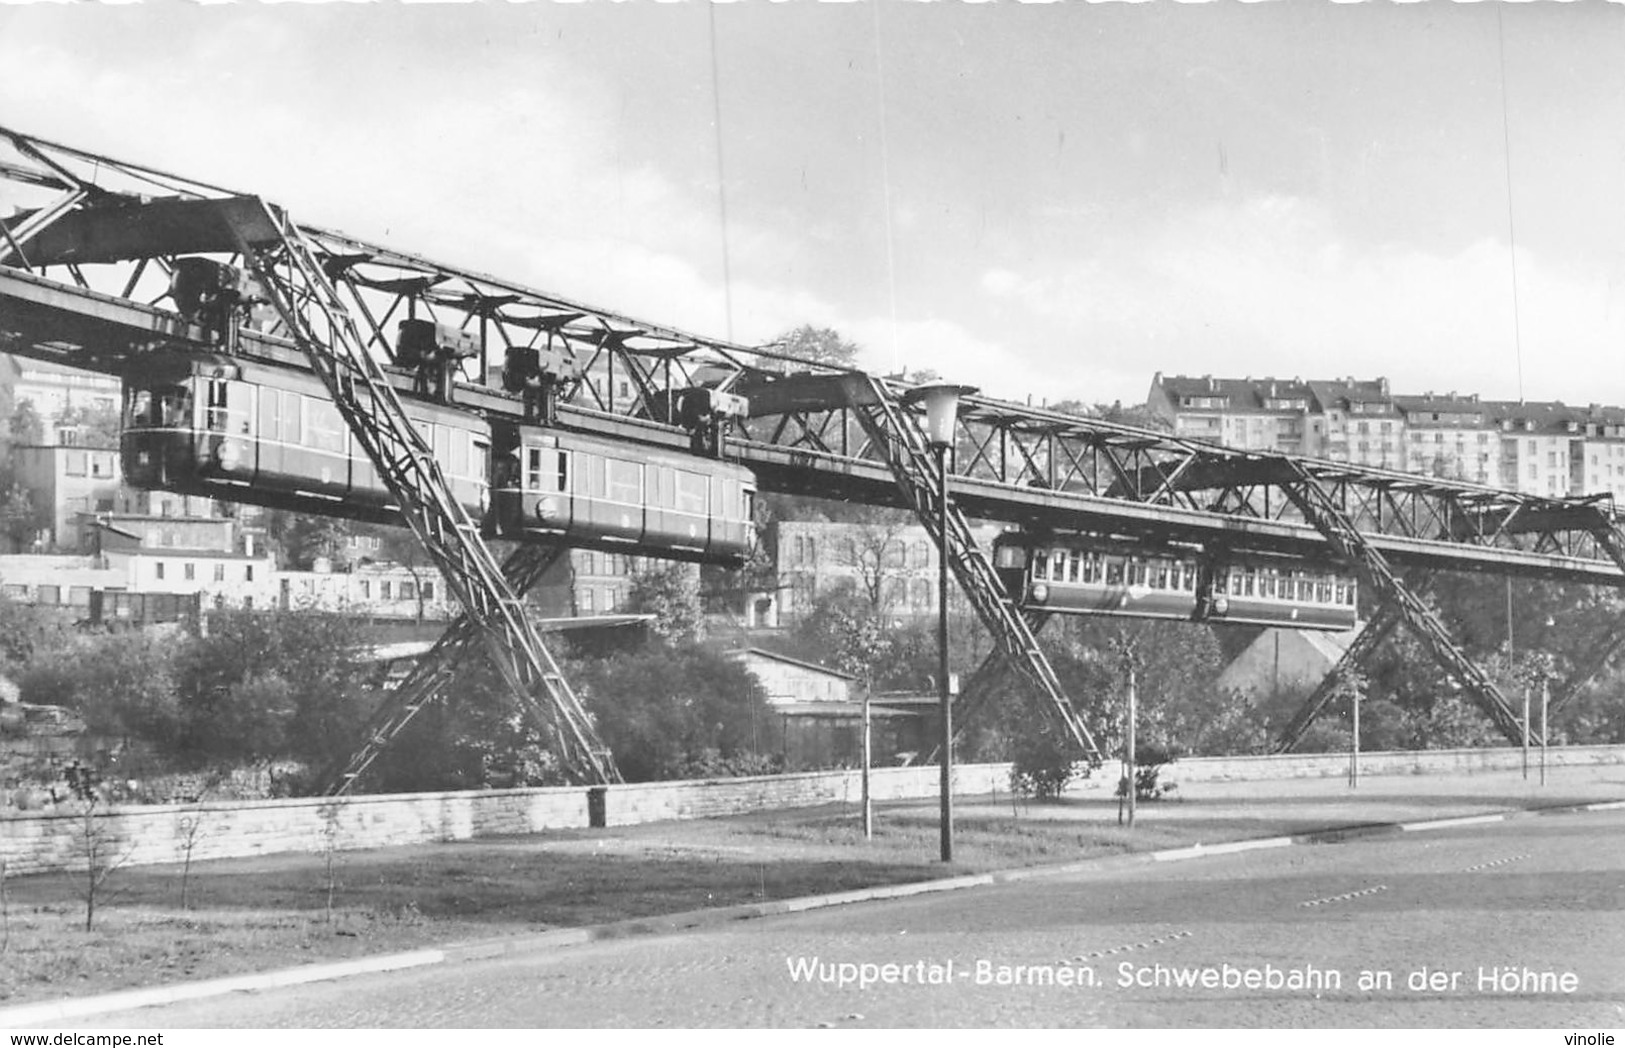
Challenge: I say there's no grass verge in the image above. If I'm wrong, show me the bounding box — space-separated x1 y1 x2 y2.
0 780 1593 1010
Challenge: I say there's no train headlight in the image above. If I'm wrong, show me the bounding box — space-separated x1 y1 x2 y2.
1213 595 1229 615
1030 583 1049 603
535 496 559 520
215 440 242 472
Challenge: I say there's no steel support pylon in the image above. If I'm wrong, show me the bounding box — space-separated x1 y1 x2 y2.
1280 461 1524 743
220 198 619 785
1553 513 1625 716
320 544 569 794
842 375 1100 761
1271 601 1405 754
922 610 1051 765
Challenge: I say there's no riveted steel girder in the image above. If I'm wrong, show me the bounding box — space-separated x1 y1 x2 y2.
839 373 1100 761
1277 462 1524 744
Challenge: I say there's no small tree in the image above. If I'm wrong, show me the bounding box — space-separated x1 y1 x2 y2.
1 857 10 954
173 779 220 912
63 761 132 932
316 799 344 923
8 400 42 445
0 482 48 552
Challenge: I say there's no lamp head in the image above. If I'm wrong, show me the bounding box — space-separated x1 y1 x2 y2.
903 382 979 449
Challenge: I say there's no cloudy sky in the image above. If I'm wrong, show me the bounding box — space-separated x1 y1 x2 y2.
5 2 1625 410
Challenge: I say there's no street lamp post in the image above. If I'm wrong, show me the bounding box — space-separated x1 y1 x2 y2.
906 382 977 865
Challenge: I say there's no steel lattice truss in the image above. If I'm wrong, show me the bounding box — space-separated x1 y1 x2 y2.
6 125 1625 770
839 374 1099 761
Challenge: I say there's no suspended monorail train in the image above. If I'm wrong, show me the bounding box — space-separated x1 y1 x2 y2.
991 531 1359 631
120 353 757 567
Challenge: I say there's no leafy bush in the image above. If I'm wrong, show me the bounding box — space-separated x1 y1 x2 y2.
574 641 775 782
1114 743 1181 802
1008 726 1082 801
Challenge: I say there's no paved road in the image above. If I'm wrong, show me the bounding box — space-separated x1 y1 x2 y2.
84 809 1625 1028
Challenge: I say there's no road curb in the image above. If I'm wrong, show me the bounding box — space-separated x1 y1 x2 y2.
3 793 1620 1027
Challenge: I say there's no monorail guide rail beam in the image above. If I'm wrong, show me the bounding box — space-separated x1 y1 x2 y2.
322 544 569 795
1271 598 1407 754
1279 461 1525 744
842 374 1100 761
3 122 1624 584
216 199 618 785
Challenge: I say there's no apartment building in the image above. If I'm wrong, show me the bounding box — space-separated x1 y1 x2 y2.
1145 374 1321 455
1305 378 1400 469
1393 393 1498 486
768 519 1004 624
1575 405 1625 501
9 442 123 550
1147 372 1625 501
0 356 121 421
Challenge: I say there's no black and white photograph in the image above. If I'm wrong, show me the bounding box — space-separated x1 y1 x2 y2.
0 0 1623 1035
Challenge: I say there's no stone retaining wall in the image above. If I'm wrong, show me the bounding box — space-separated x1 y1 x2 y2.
0 764 1011 878
1165 743 1625 784
4 746 1622 878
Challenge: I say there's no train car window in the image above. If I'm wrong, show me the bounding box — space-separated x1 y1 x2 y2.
580 453 608 498
1347 581 1359 606
1152 564 1169 590
130 385 190 428
1050 550 1068 580
280 391 302 445
304 398 347 454
1240 571 1254 597
524 448 544 490
648 465 671 507
674 470 707 513
258 386 280 442
606 459 642 506
124 389 152 428
1105 558 1123 585
742 487 755 525
1334 581 1348 605
1032 550 1049 580
1315 580 1332 603
447 429 469 479
993 543 1025 570
1066 552 1081 583
205 381 229 431
1297 577 1313 601
1229 572 1243 597
433 424 453 471
473 438 490 489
